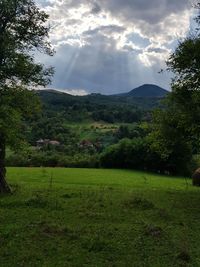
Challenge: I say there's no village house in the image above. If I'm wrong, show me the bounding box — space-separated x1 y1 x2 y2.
36 139 60 148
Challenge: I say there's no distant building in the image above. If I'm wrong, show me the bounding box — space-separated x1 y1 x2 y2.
49 140 60 146
78 140 102 152
36 139 60 148
79 140 94 149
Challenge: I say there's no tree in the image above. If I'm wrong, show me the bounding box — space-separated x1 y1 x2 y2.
100 138 148 169
149 106 193 175
0 0 54 192
165 3 200 141
149 3 200 176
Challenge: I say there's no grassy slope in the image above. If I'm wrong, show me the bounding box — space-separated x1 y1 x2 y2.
0 168 199 266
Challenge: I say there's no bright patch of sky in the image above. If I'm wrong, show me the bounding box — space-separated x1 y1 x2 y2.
36 0 195 94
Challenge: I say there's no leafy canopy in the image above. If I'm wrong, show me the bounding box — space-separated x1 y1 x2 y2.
149 3 200 175
0 0 54 143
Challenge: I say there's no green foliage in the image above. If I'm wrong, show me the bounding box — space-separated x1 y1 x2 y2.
0 0 54 191
165 8 200 148
0 0 53 145
0 0 54 87
100 138 148 169
37 90 145 124
115 123 150 140
148 5 200 176
28 116 78 144
0 88 40 147
6 148 100 168
100 131 194 176
149 106 193 175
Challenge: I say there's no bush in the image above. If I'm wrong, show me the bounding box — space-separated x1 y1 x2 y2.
6 150 100 168
100 137 193 176
6 153 30 167
100 138 147 170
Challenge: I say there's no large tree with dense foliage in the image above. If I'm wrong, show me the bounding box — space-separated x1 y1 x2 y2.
0 0 54 192
149 3 200 175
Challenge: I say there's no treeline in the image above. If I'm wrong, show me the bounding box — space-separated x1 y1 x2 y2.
6 150 99 168
7 85 200 177
7 121 199 176
6 137 197 176
37 90 156 124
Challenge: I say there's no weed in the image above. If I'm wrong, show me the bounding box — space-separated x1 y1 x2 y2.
157 208 170 220
81 236 109 252
25 194 49 208
25 192 63 210
62 193 72 199
144 224 163 238
177 250 191 263
10 184 21 194
124 196 155 210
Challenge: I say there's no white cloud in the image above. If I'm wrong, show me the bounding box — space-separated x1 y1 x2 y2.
37 0 194 93
39 88 88 96
57 88 88 96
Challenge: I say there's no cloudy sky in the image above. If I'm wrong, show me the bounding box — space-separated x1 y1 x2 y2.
36 0 195 95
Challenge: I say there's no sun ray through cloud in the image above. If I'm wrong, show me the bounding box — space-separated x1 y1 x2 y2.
36 0 194 94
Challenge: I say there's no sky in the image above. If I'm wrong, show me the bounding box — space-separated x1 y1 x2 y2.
36 0 195 95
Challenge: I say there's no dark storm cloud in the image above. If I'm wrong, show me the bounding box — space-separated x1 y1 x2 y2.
99 0 190 24
59 0 190 25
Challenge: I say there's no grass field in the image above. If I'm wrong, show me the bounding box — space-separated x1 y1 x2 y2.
1 168 200 266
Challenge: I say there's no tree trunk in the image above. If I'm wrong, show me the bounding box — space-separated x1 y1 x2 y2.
0 134 11 193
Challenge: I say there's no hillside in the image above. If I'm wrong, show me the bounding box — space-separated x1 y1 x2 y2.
37 83 168 113
116 84 169 98
37 90 143 123
9 84 169 168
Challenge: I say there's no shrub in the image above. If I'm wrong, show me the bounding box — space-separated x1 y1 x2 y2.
100 138 147 169
6 150 100 168
100 137 193 176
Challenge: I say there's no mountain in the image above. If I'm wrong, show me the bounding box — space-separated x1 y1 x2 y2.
37 84 166 118
37 83 169 113
117 84 169 98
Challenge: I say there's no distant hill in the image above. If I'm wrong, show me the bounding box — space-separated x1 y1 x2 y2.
36 84 169 114
116 84 169 98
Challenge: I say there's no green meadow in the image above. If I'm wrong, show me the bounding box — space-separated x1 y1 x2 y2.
0 168 200 266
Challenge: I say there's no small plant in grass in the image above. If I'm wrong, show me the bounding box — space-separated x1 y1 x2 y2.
25 192 63 210
25 193 50 208
10 184 21 195
177 224 191 264
123 196 155 210
47 171 54 191
40 223 78 240
81 235 110 252
41 167 48 179
62 193 72 199
144 224 163 238
177 250 191 263
156 208 170 220
142 175 148 184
